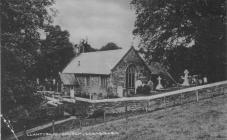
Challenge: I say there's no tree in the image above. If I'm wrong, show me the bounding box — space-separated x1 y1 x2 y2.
131 0 226 82
99 42 121 51
35 25 75 78
76 39 97 54
1 0 55 120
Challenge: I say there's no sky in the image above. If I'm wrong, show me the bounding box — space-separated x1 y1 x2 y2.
52 0 138 49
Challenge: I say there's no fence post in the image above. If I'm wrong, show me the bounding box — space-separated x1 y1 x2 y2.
196 90 199 102
52 120 55 134
125 103 128 121
180 93 183 104
163 96 166 108
146 101 149 112
103 110 106 124
79 118 82 130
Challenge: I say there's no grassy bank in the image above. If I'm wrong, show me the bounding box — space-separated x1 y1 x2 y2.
33 94 227 140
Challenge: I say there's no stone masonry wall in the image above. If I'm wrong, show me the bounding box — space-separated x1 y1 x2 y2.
111 48 150 96
65 81 227 116
75 75 109 97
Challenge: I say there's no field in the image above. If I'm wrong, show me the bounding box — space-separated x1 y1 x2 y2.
34 94 227 140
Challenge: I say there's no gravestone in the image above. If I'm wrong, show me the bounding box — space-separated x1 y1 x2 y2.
135 80 142 94
117 86 123 97
70 88 75 98
182 69 190 86
93 93 98 100
203 77 208 84
36 78 40 85
156 76 163 90
147 80 154 91
53 78 56 85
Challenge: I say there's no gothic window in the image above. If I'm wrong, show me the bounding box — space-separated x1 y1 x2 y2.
101 77 107 88
126 65 136 89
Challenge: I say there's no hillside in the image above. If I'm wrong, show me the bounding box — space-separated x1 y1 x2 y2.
34 94 227 140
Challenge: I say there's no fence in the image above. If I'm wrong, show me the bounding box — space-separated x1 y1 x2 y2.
66 80 227 117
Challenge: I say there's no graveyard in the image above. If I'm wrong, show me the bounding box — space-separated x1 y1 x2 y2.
34 68 223 118
4 64 227 140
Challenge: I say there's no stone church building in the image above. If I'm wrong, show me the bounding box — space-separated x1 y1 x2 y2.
60 47 172 98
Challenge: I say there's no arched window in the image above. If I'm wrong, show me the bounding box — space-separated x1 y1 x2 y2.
126 65 136 89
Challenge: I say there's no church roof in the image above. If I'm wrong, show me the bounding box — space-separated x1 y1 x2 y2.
62 47 131 75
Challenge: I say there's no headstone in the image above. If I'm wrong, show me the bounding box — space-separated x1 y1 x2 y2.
36 78 39 85
135 80 142 94
203 77 208 84
70 88 75 98
53 78 56 85
182 69 190 86
117 86 123 97
89 93 92 100
198 79 203 85
191 75 196 85
93 93 98 100
156 76 163 90
147 80 154 91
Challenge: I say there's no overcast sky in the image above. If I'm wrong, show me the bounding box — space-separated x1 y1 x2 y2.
52 0 138 49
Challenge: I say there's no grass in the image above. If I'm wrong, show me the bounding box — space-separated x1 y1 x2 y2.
32 94 227 140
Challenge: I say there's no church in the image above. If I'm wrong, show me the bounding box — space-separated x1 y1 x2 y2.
60 46 173 98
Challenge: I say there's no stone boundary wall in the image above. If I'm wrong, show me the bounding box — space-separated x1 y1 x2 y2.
64 81 227 116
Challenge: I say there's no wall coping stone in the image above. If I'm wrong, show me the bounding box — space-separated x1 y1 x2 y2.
72 80 227 103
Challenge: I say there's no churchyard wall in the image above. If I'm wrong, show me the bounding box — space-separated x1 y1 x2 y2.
64 80 227 116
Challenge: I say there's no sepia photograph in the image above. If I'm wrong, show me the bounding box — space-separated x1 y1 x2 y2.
1 0 227 139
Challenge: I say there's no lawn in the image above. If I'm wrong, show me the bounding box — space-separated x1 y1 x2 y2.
33 94 227 140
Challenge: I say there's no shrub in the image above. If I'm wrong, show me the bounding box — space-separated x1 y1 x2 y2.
136 85 151 95
108 94 119 99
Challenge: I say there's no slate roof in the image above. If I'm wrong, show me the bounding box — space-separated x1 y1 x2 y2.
62 46 175 82
62 47 130 75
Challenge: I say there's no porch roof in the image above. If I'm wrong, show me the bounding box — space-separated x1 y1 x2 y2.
59 73 79 85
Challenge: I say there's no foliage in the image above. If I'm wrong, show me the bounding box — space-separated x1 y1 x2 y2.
136 85 151 95
131 0 226 82
35 25 75 78
75 39 97 54
1 0 55 120
107 94 120 99
99 42 121 51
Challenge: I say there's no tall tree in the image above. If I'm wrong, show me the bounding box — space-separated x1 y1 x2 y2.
99 42 121 51
35 25 75 78
76 39 97 53
131 0 226 82
1 0 55 120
